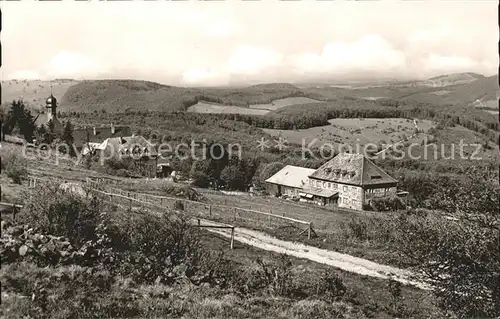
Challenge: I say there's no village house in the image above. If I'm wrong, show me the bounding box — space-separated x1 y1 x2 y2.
94 134 157 160
265 153 399 211
265 165 338 206
74 124 132 154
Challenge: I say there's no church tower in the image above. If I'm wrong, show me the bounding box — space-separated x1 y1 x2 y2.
43 92 63 134
46 94 58 122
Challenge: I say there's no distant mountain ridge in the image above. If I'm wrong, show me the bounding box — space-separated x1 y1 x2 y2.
1 72 497 113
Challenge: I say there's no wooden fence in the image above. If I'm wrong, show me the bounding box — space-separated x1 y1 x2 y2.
92 189 237 249
98 186 316 239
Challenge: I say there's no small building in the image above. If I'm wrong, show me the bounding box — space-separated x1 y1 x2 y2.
265 165 338 205
73 124 132 151
308 153 398 210
265 153 398 211
265 165 315 198
96 135 157 160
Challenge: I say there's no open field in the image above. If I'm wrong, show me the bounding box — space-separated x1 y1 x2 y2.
248 97 324 111
264 118 435 148
187 97 324 115
187 102 270 115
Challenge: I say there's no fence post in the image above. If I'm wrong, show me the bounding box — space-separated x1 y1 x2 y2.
197 218 201 227
308 223 311 240
12 204 16 221
209 205 212 218
161 198 164 207
230 227 235 249
233 207 237 221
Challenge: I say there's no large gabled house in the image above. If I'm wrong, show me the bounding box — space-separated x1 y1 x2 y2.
73 124 132 152
265 153 399 211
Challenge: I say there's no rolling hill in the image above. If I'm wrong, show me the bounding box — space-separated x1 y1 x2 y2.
400 74 499 108
1 79 79 111
1 73 497 114
58 80 306 113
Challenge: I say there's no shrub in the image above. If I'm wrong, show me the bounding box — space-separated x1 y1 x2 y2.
220 165 246 190
312 270 347 301
2 152 28 184
242 254 295 297
174 200 185 211
370 196 406 212
21 183 101 248
191 171 211 188
110 213 228 286
162 184 202 201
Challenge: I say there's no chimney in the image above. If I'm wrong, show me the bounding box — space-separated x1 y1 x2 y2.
111 123 115 135
93 127 96 135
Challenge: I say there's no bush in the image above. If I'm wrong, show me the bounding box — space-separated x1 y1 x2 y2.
220 165 247 190
2 152 28 184
370 196 406 212
312 270 347 301
21 183 101 248
241 254 295 297
191 171 210 188
174 200 185 211
162 184 203 201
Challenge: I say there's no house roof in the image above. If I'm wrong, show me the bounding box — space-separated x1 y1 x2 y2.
34 113 62 132
99 135 157 158
309 153 397 186
301 187 338 198
73 125 132 147
265 165 316 189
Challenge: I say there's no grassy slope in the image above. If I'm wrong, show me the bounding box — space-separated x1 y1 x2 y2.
0 142 442 318
400 75 499 107
60 80 305 113
2 73 496 114
1 79 79 111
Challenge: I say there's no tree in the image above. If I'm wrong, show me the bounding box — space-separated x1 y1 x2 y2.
220 165 246 190
3 100 36 142
61 120 76 156
254 162 285 189
397 168 500 318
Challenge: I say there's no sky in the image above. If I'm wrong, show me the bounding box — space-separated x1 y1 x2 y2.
1 0 498 87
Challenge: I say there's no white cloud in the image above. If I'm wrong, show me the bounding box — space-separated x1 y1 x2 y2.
6 70 41 80
422 54 478 74
290 35 406 75
1 1 497 85
228 45 284 75
181 68 230 87
46 51 105 79
204 19 244 38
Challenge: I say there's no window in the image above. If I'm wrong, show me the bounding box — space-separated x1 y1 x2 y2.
316 180 321 187
343 185 348 192
339 197 342 204
323 181 326 188
328 182 331 188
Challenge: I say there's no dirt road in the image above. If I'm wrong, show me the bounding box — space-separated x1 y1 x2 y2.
198 218 430 290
